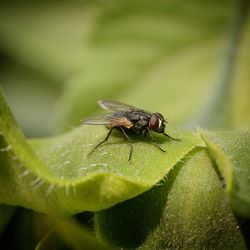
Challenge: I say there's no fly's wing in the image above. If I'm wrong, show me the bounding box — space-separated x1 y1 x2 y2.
98 100 137 112
81 113 134 128
81 114 113 125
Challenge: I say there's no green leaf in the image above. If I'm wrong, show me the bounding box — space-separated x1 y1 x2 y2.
0 2 98 80
201 129 250 217
0 0 249 248
231 17 250 128
58 39 225 131
0 89 202 215
35 230 65 250
36 218 108 250
95 148 246 249
54 1 233 131
0 1 234 131
192 3 250 130
0 61 60 137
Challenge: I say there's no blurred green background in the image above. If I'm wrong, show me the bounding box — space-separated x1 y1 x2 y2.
1 0 249 138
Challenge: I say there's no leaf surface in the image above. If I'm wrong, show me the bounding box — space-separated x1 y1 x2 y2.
95 148 247 249
201 129 250 216
0 89 201 215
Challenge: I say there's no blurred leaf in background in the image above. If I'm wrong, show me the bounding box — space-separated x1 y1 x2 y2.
0 0 249 249
0 0 242 134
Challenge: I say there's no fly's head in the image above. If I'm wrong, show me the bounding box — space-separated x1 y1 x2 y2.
148 113 166 134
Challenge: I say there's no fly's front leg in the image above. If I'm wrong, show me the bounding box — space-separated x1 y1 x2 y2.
163 132 180 141
147 128 166 152
118 126 133 162
88 127 114 156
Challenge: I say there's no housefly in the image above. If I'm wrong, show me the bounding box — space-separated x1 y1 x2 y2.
81 100 180 161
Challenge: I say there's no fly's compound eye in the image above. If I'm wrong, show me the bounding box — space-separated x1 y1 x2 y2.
149 114 162 130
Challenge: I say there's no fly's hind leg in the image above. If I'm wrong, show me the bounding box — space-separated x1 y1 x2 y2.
88 127 114 156
118 127 133 162
147 128 166 152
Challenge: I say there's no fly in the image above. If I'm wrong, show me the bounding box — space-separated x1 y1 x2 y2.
81 100 180 161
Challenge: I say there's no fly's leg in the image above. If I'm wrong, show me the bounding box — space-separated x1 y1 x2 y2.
118 127 133 162
88 127 114 156
163 132 181 141
147 128 166 152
